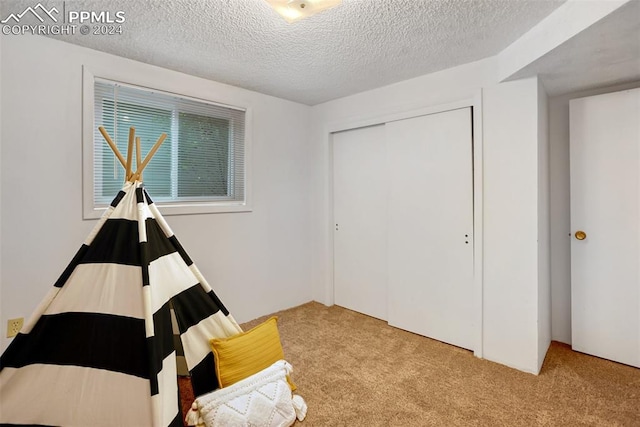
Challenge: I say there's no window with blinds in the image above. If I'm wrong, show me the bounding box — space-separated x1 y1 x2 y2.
93 79 246 207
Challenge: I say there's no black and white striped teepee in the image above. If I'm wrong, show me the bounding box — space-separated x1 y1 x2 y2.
0 129 242 426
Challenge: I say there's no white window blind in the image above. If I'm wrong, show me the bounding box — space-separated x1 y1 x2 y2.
93 79 246 206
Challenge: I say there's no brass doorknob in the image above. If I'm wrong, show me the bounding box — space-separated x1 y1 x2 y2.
575 230 587 240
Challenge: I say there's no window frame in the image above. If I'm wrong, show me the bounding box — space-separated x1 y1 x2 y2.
82 65 252 219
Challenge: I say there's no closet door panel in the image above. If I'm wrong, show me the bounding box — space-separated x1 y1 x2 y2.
333 125 388 320
387 108 474 350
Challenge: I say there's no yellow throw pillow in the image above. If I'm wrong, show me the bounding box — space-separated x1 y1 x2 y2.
210 316 296 390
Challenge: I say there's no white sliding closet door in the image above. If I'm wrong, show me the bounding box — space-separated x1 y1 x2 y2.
333 125 388 320
387 108 474 350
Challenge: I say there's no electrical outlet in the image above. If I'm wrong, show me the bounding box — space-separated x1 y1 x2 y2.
7 318 24 338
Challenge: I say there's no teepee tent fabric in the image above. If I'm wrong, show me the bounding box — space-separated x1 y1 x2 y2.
0 181 242 427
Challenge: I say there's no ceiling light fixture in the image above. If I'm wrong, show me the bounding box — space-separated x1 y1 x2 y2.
265 0 342 23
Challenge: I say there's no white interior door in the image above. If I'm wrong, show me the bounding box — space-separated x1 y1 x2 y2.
386 108 474 350
333 125 387 320
570 89 640 368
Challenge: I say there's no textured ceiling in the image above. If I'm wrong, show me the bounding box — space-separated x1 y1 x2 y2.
509 0 640 96
1 0 565 105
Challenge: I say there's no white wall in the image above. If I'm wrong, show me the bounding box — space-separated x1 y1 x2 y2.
548 80 640 345
482 77 545 373
537 80 551 370
0 36 313 351
309 57 551 373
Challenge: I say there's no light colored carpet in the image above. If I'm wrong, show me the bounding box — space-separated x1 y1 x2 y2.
243 302 640 427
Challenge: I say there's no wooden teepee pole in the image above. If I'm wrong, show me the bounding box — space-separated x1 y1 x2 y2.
129 133 167 182
98 125 167 183
98 126 126 169
135 136 142 181
125 127 135 181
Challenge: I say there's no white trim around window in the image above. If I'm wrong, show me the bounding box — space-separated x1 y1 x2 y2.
82 65 252 219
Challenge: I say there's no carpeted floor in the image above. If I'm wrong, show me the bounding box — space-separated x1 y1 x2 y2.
180 302 640 426
241 302 639 427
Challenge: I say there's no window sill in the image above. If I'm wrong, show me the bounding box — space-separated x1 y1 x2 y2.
83 201 252 220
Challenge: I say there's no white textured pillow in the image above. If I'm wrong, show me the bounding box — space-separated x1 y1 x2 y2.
196 360 306 427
